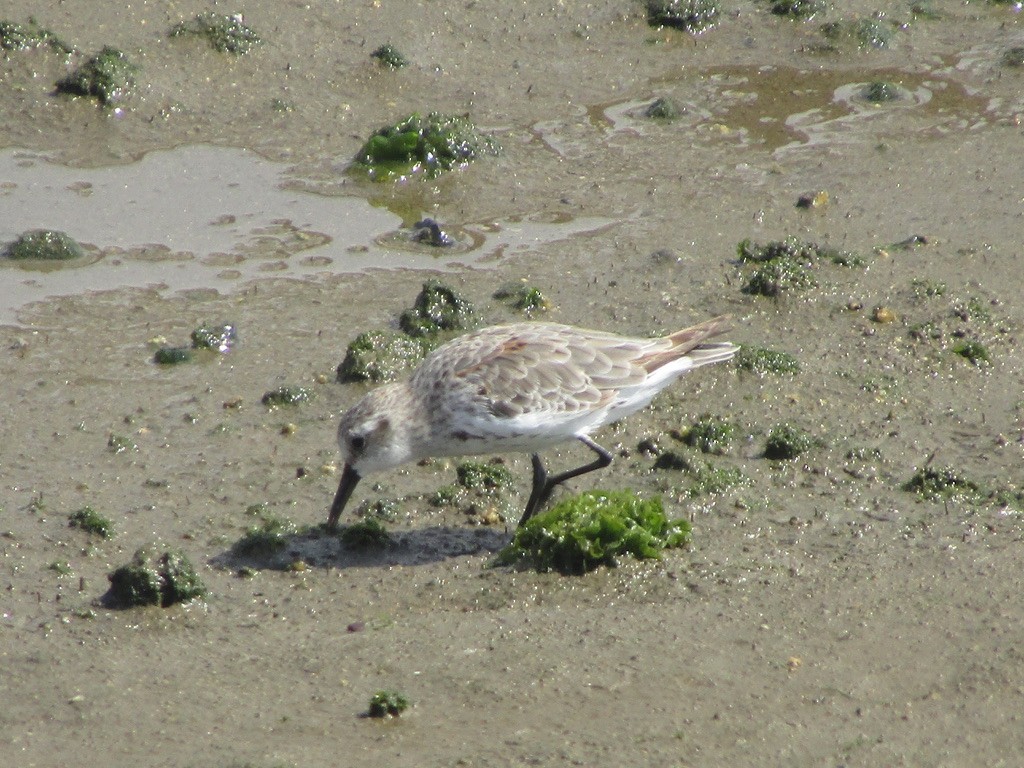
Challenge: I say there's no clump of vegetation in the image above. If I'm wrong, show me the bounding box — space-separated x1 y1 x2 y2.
678 415 738 455
861 81 903 102
493 283 549 314
764 423 813 460
767 0 826 19
646 0 721 34
191 323 236 352
68 506 113 538
644 97 681 120
411 218 455 247
169 12 261 55
106 547 207 608
681 458 746 497
339 518 392 549
952 296 991 324
796 190 830 209
354 498 400 522
5 229 83 261
821 17 895 50
107 434 137 453
368 690 410 718
234 509 298 556
495 491 691 574
153 346 193 365
456 461 514 492
262 386 314 406
738 236 862 297
351 112 500 181
399 279 477 338
734 345 800 375
903 465 982 503
0 18 72 54
337 330 426 384
910 278 946 299
56 46 138 105
370 43 408 68
952 340 990 367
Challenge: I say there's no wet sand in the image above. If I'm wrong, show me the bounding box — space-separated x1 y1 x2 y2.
2 2 1024 766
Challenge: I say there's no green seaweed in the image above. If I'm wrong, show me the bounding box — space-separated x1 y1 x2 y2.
903 466 981 503
493 283 549 314
56 46 137 105
368 690 409 717
399 280 477 338
764 424 813 460
742 257 817 297
68 506 113 538
456 461 513 491
910 278 946 298
234 511 297 556
679 415 738 455
647 0 721 33
952 340 990 367
0 19 71 54
262 386 314 406
107 434 137 453
106 547 206 608
339 518 392 549
169 12 261 55
821 17 895 50
767 0 826 19
644 97 681 120
353 498 400 522
734 346 800 375
861 81 903 102
350 112 500 181
738 236 861 297
681 459 746 497
370 43 408 68
5 229 83 261
337 330 426 384
153 346 193 365
495 491 691 574
190 323 237 352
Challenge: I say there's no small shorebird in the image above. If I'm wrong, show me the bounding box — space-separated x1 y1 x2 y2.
327 316 737 529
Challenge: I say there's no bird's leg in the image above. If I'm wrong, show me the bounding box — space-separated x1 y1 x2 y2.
518 436 614 526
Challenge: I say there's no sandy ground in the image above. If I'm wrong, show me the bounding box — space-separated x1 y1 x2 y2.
2 1 1024 766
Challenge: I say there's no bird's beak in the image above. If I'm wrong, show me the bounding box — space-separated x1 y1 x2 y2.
327 464 360 530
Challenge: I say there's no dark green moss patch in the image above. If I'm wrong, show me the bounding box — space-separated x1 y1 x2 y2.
106 547 207 608
767 0 826 19
5 229 83 261
153 346 194 365
647 0 721 34
456 461 513 492
68 506 113 538
764 423 813 460
262 386 314 406
371 43 408 69
399 279 477 338
738 236 862 297
644 97 681 120
191 323 236 352
734 346 800 375
339 519 392 549
903 466 982 503
234 511 297 556
169 12 261 55
952 340 990 366
337 330 426 384
56 46 137 105
678 415 738 455
861 81 903 102
368 690 409 718
496 491 690 574
0 18 72 54
493 283 549 314
350 112 500 181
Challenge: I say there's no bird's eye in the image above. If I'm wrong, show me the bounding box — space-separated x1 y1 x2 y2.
350 435 366 451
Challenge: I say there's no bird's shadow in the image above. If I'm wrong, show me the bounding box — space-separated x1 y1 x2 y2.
211 522 513 573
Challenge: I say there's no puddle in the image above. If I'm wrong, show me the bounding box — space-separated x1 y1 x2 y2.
0 146 616 325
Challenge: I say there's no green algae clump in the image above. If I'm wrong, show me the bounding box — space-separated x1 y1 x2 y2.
679 415 738 455
952 340 991 367
456 461 514 492
68 506 113 539
764 423 813 460
191 323 237 352
399 279 477 338
861 81 903 103
734 346 801 375
0 18 72 54
153 346 193 365
496 491 691 574
768 0 826 19
368 690 410 718
351 112 500 181
337 330 426 384
106 547 207 608
903 466 982 503
5 229 83 261
57 46 137 105
169 12 261 55
493 283 549 314
234 510 298 556
370 43 408 69
262 386 314 406
644 97 682 120
647 0 720 33
339 518 392 550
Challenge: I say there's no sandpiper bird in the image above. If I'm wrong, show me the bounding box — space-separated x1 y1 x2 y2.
328 315 737 529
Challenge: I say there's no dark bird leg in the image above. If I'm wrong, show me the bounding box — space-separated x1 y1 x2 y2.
518 435 614 526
